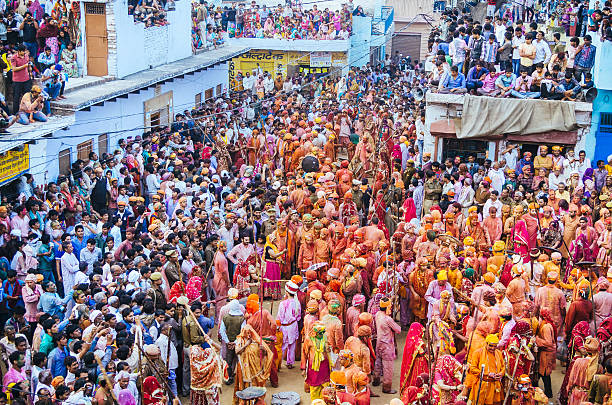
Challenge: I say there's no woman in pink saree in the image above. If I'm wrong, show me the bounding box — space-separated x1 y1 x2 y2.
566 337 600 405
570 232 594 263
431 354 463 405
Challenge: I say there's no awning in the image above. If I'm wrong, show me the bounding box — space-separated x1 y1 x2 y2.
430 119 502 140
506 130 578 144
455 95 578 139
431 118 578 145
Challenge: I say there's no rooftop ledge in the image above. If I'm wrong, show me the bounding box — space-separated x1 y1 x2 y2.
51 44 250 112
425 91 593 113
226 38 350 52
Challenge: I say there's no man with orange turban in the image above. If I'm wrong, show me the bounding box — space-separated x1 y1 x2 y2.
409 258 433 324
245 293 278 386
345 325 373 377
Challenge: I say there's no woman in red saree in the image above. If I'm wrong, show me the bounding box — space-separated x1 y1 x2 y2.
431 354 463 405
262 234 283 299
504 321 534 377
142 376 166 405
399 323 429 397
403 195 417 222
511 218 530 264
559 320 591 405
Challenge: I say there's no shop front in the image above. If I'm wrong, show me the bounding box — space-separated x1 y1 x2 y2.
228 50 348 83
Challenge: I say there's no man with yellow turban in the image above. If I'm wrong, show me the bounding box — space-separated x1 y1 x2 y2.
466 334 505 405
302 321 332 401
487 241 506 271
424 270 455 319
409 258 433 324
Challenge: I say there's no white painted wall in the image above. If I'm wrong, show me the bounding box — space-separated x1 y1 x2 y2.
29 64 228 184
112 0 192 78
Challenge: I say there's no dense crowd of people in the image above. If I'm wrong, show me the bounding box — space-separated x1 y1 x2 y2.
0 1 611 405
225 2 355 40
190 1 358 52
0 4 79 124
420 0 607 100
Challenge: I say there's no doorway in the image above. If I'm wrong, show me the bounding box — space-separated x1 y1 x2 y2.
85 3 108 76
442 138 489 165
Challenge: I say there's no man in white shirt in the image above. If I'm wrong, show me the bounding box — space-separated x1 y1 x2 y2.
415 113 429 166
501 143 519 171
548 166 565 190
488 162 506 193
533 31 552 65
155 323 179 397
263 72 274 94
60 242 79 294
577 150 591 178
494 18 506 43
483 191 503 218
511 28 525 75
242 72 255 94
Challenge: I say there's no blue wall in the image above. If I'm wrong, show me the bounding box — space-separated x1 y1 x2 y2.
591 89 612 164
593 37 612 91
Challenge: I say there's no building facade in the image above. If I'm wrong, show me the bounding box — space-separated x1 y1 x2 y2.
0 0 248 193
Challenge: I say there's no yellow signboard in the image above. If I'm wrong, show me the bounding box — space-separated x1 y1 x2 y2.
0 144 29 185
229 50 287 87
229 50 348 84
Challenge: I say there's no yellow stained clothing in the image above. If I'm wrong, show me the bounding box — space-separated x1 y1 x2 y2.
275 329 283 368
468 347 506 405
534 155 553 172
448 268 463 290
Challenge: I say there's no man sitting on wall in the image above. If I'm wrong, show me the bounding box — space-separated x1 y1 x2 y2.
439 66 467 94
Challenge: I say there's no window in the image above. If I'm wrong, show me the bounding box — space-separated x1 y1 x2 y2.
98 134 108 156
85 3 105 14
144 91 173 129
205 88 213 100
599 112 612 135
150 111 161 129
77 140 93 163
215 84 222 96
58 148 71 176
195 93 202 108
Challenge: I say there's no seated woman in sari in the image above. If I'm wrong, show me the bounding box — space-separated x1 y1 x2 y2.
58 41 78 78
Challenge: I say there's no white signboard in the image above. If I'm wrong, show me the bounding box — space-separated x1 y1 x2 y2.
310 52 332 67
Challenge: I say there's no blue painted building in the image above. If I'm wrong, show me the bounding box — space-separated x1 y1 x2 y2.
590 38 612 164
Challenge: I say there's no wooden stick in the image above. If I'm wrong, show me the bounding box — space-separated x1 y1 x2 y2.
133 340 176 399
94 355 119 405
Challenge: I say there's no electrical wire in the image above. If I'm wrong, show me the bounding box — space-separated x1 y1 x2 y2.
47 5 408 129
8 11 434 148
3 7 435 182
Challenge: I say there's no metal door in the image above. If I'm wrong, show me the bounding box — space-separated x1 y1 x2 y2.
85 3 108 76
